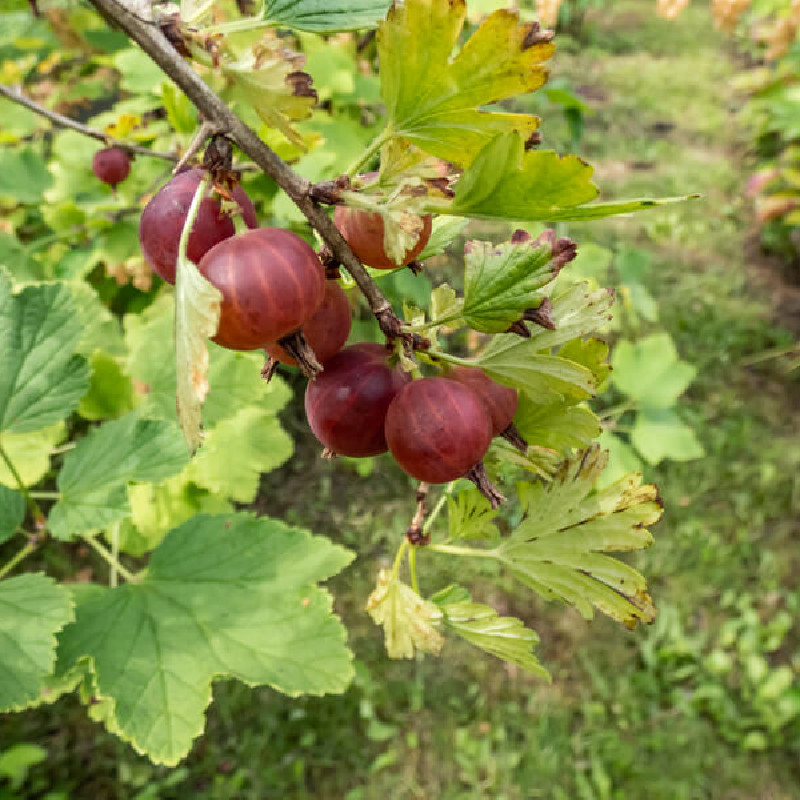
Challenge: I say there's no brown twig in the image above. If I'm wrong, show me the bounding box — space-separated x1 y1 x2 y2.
0 83 177 162
406 483 430 545
86 0 401 336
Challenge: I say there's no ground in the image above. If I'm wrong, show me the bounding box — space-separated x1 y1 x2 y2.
3 1 800 798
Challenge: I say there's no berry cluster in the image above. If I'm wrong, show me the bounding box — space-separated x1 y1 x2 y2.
138 168 522 505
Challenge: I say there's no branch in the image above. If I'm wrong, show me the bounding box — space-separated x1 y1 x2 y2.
0 83 177 162
86 0 400 335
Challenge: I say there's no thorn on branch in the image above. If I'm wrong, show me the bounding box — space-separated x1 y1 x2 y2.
261 353 279 383
275 330 323 379
466 463 506 509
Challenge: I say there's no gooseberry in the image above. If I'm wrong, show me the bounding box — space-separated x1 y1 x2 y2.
304 343 410 457
139 167 257 284
198 227 324 351
92 147 130 188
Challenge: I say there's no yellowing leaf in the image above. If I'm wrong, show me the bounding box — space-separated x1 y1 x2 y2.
366 569 444 659
174 177 222 454
223 33 316 148
377 0 554 165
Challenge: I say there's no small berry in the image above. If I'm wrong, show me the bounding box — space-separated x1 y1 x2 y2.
92 147 130 188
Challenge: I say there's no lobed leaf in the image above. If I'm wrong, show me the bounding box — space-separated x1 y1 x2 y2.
0 574 74 712
432 585 549 678
447 488 499 541
48 414 190 540
631 408 704 465
56 513 354 766
366 569 444 659
462 238 560 333
0 273 90 434
378 0 553 165
514 395 601 453
499 447 662 627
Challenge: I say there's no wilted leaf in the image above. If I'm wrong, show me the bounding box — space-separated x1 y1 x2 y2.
378 1 553 165
367 569 444 658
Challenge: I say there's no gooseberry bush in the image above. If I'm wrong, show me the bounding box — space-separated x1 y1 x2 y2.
0 0 691 767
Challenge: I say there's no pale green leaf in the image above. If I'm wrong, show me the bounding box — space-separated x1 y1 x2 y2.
418 217 469 260
0 574 74 711
596 430 643 489
56 513 353 766
174 180 222 454
0 147 52 204
126 296 291 426
432 585 549 678
378 1 553 165
78 352 137 421
514 395 600 452
631 408 704 465
0 232 43 282
447 488 499 541
264 0 391 31
559 337 611 390
430 284 462 326
0 273 90 434
366 569 443 659
489 439 561 480
48 414 190 539
611 333 697 409
497 447 662 626
0 423 65 488
185 406 294 503
462 237 559 333
0 485 25 545
121 477 233 556
448 133 690 221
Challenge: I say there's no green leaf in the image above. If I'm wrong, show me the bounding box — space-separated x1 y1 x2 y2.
126 295 292 426
161 82 197 134
497 447 661 626
122 477 233 556
417 216 469 260
0 574 74 711
78 352 137 421
366 569 444 659
0 274 90 434
0 147 52 203
0 423 65 488
0 743 47 792
448 133 691 221
0 484 25 545
174 180 223 454
377 1 553 165
559 337 611 390
596 430 643 489
429 283 462 326
611 333 697 409
462 238 559 333
0 232 43 282
185 406 294 503
56 513 353 765
631 408 704 465
514 396 601 452
48 414 190 539
447 488 499 541
471 283 614 402
432 586 549 678
264 0 391 31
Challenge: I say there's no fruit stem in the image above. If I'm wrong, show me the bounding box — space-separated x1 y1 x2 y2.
408 546 419 594
466 463 506 509
500 423 529 454
346 129 393 178
391 539 409 581
275 330 324 379
427 543 499 560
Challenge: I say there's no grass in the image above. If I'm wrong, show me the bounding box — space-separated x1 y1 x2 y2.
4 1 800 798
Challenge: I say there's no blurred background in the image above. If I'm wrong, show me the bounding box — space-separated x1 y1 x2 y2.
1 0 800 797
